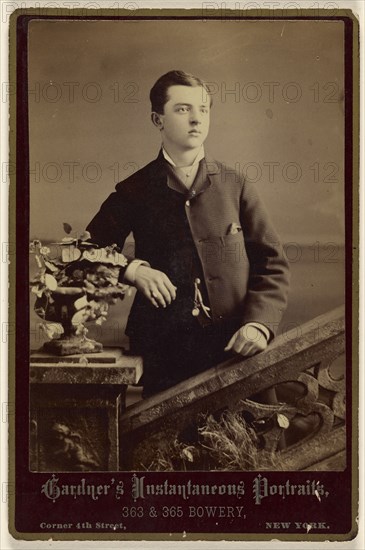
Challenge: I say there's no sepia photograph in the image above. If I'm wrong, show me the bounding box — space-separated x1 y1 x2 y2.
8 6 358 542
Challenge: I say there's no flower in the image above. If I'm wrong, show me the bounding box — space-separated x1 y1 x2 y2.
29 240 41 253
75 325 88 337
40 323 64 339
31 285 45 298
30 227 130 337
79 230 91 242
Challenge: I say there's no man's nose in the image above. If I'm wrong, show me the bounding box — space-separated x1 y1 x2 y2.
189 109 202 124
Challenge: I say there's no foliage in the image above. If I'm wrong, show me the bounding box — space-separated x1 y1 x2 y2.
29 226 129 334
198 411 279 471
142 437 199 472
144 409 279 471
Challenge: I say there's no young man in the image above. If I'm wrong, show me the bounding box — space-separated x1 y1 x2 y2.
87 70 290 397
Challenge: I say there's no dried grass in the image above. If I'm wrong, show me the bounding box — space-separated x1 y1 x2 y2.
199 411 278 471
145 409 279 471
143 438 199 472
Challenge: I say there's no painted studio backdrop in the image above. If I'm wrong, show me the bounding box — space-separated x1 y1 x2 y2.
28 18 345 352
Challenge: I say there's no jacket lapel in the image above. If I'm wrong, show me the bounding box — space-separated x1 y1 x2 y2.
147 149 221 197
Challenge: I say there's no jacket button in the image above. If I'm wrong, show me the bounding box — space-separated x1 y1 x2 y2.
185 200 190 207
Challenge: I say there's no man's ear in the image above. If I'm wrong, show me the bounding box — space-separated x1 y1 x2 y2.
151 111 164 130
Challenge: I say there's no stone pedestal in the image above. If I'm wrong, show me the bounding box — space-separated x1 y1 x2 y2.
29 348 143 472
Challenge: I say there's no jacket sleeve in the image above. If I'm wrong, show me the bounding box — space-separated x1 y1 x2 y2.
86 187 134 277
239 178 290 338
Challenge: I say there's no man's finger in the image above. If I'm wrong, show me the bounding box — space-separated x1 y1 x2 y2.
144 288 159 308
237 343 255 357
151 288 166 307
242 341 267 357
160 272 177 300
150 297 159 308
232 338 247 355
224 333 237 351
163 279 177 301
157 283 173 305
144 287 166 307
252 339 267 352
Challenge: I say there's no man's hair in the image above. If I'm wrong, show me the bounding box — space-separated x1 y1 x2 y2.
149 70 213 114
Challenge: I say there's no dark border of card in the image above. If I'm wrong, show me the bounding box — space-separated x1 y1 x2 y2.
7 6 360 543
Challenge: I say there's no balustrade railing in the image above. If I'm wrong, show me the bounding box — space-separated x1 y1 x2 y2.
119 306 346 471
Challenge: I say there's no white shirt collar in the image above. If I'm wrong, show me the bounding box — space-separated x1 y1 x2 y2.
162 146 205 168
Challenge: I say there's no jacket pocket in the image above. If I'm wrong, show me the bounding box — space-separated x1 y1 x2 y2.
196 232 250 320
198 231 248 266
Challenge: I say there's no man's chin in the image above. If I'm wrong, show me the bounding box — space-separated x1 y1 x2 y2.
183 140 204 150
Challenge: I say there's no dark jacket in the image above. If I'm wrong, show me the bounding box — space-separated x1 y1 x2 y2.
87 151 290 339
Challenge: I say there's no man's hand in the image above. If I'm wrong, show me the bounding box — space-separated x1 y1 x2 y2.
134 265 177 308
225 324 268 357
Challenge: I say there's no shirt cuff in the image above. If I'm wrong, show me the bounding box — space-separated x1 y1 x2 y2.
244 322 271 342
123 259 150 284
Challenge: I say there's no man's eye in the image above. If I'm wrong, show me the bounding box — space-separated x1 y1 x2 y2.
177 107 189 112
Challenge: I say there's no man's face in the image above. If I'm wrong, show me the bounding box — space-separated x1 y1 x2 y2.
158 85 210 152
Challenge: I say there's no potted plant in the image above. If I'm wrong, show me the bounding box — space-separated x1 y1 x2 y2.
30 226 129 356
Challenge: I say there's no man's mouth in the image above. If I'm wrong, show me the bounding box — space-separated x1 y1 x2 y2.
189 130 201 135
